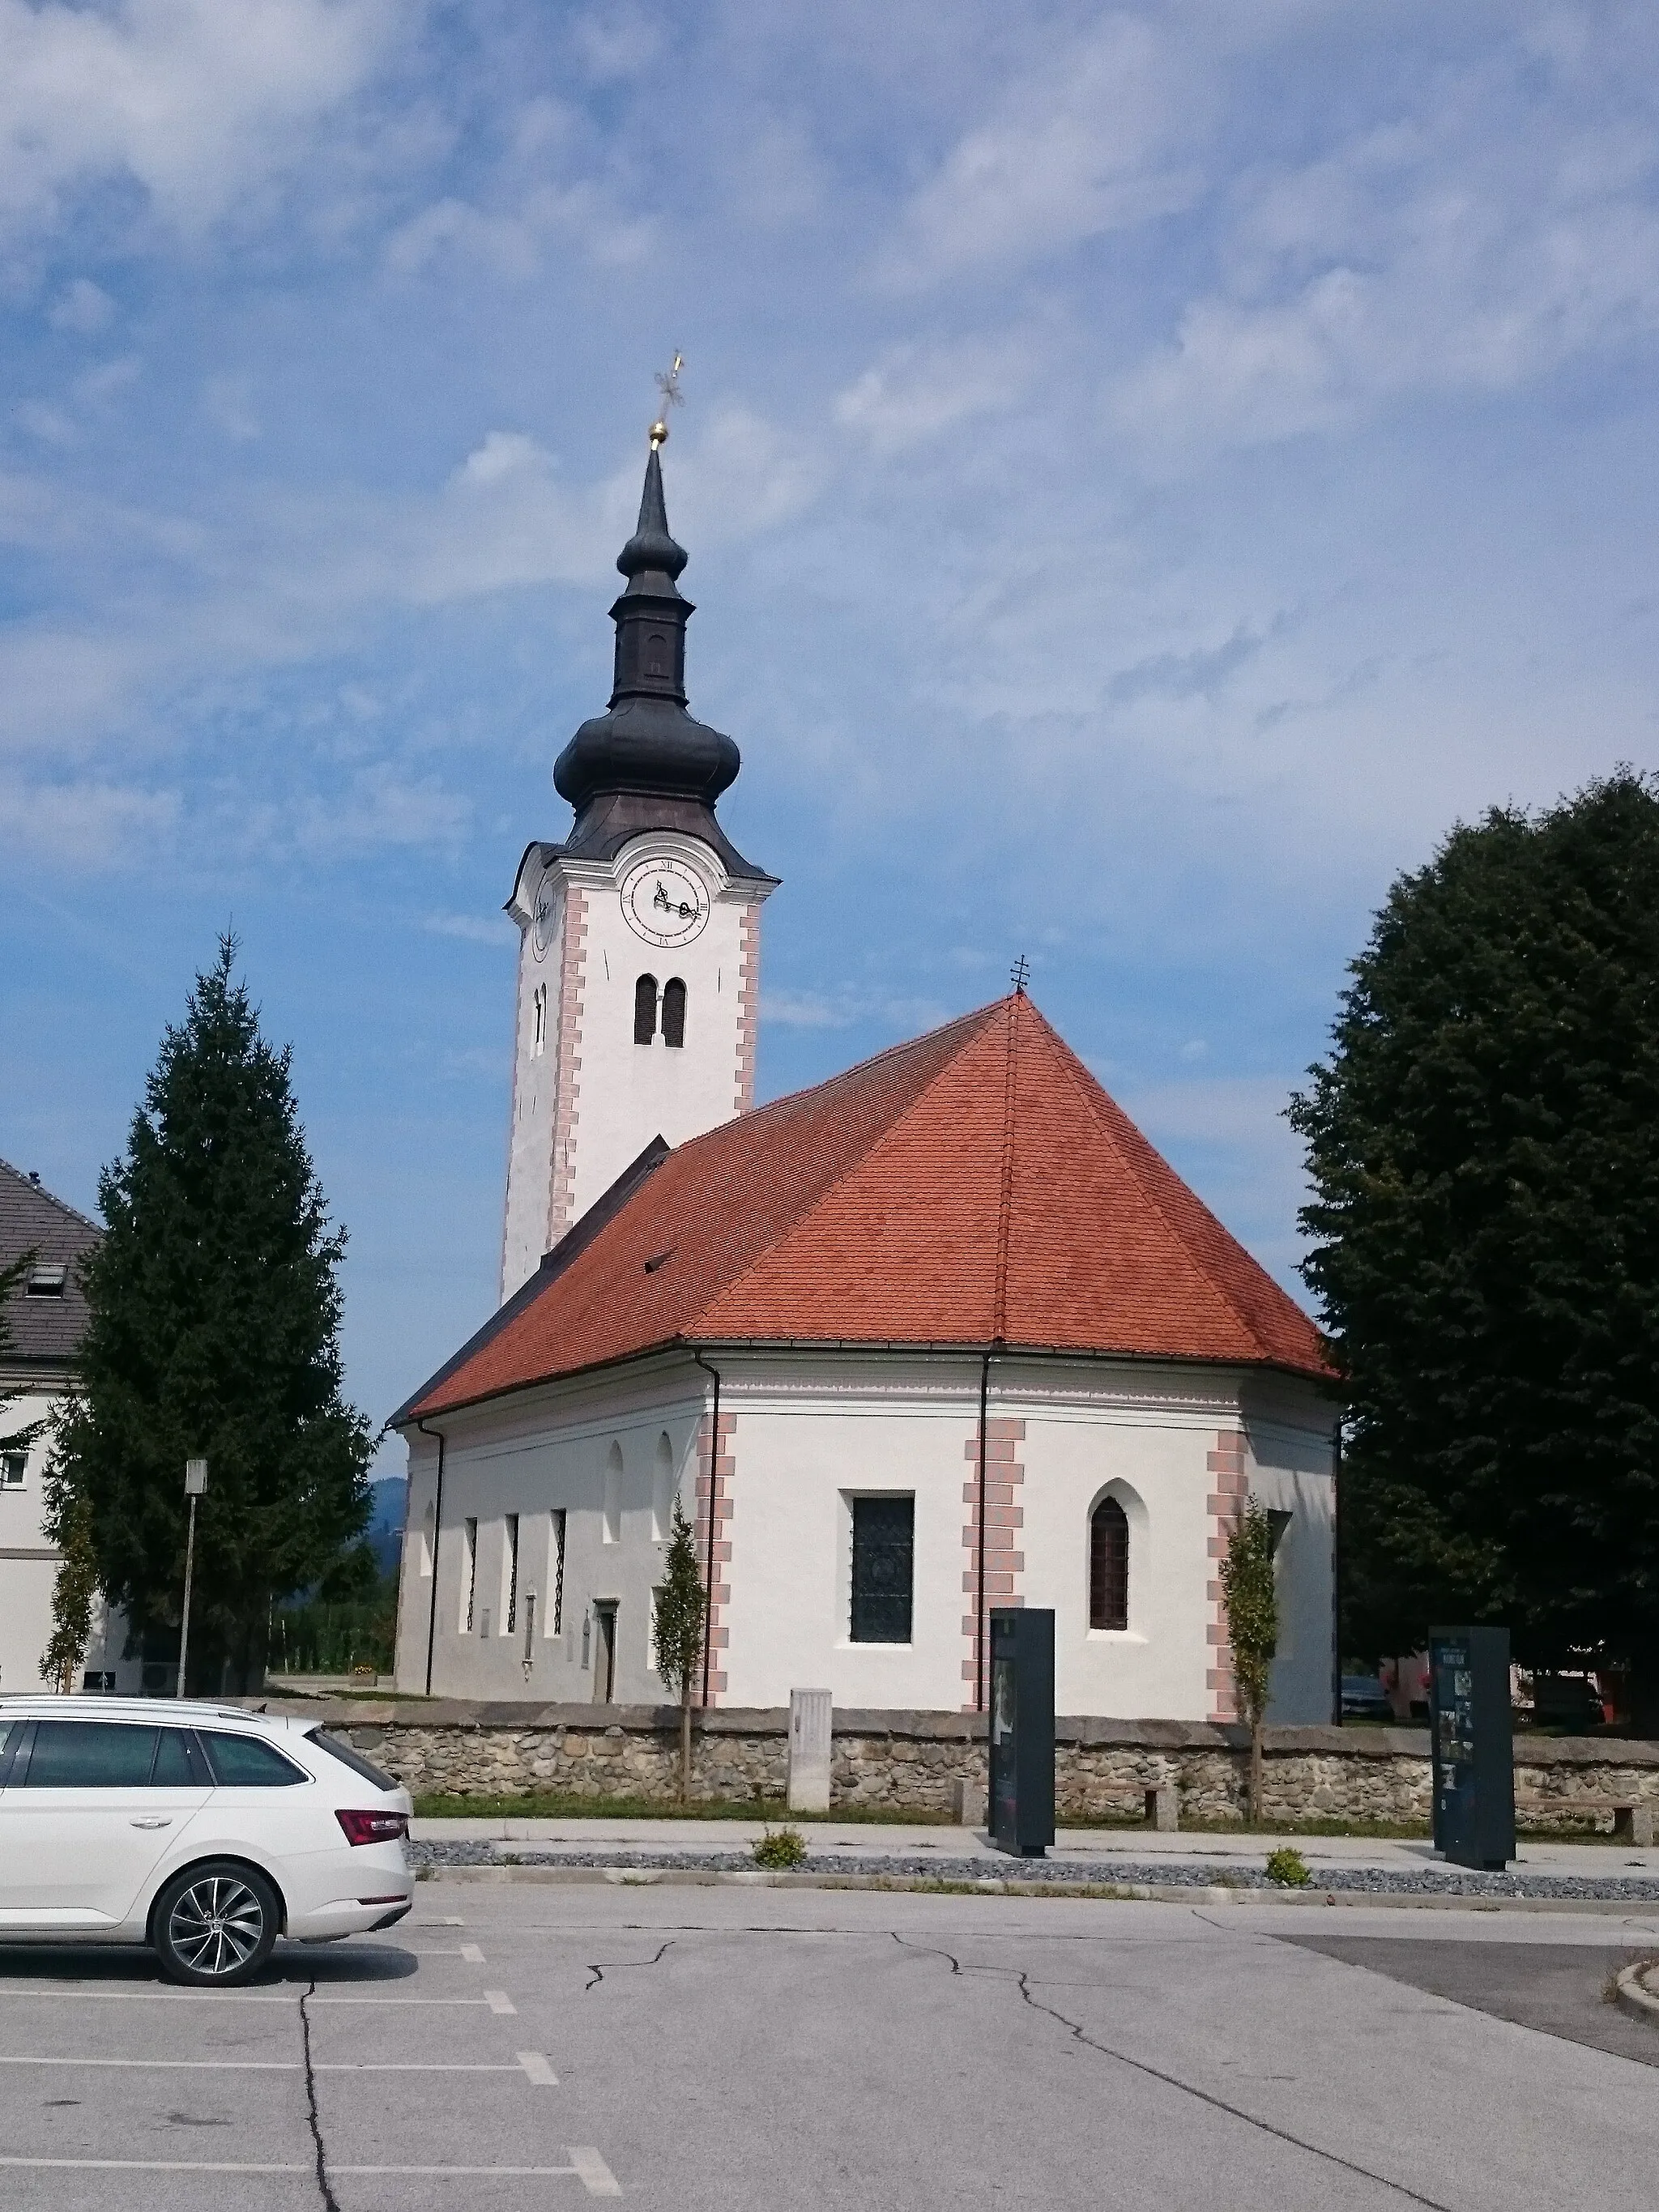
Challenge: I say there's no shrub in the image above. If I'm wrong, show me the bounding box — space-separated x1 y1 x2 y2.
753 1826 808 1869
1265 1846 1311 1887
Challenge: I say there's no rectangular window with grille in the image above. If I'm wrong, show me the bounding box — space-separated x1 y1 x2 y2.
850 1494 914 1644
549 1510 566 1636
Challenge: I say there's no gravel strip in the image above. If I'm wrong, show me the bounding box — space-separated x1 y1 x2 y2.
408 1839 1659 1901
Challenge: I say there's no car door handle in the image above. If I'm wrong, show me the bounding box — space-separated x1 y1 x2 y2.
130 1817 173 1829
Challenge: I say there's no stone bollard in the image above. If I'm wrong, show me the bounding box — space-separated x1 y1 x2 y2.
953 1777 988 1828
787 1688 833 1813
1144 1784 1178 1833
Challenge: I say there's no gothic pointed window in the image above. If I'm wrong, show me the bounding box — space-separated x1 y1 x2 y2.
633 974 658 1044
662 977 687 1048
1089 1496 1129 1630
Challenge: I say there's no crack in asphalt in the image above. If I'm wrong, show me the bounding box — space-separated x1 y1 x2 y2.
585 1941 673 1993
297 1982 343 2212
888 1933 1457 2211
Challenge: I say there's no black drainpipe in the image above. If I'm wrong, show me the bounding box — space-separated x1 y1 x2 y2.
692 1350 722 1707
975 1348 994 1714
415 1416 448 1697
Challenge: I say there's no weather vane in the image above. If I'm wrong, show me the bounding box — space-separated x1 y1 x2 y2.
649 353 685 449
1011 954 1030 994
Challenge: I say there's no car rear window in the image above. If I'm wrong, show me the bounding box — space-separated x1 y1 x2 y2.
23 1721 161 1788
198 1731 309 1787
305 1728 399 1792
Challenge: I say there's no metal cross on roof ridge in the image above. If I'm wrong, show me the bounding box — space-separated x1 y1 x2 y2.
649 353 685 449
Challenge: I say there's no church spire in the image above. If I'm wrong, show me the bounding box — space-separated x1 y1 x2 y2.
552 435 740 818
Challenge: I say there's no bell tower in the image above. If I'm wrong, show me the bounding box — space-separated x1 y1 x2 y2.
499 411 777 1302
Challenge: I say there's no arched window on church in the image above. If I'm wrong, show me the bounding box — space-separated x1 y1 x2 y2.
645 629 668 680
1090 1496 1129 1631
633 974 658 1045
661 978 687 1049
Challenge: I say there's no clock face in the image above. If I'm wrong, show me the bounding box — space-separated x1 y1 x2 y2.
530 875 558 961
620 859 710 947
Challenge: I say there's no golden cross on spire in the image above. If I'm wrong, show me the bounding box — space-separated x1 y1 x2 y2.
649 353 685 449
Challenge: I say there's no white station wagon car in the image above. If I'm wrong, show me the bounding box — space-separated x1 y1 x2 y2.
0 1698 414 1985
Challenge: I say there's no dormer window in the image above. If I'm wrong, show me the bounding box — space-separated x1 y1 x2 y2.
26 1266 66 1298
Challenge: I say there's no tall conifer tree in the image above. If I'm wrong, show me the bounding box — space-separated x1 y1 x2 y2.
51 939 373 1693
1290 771 1659 1724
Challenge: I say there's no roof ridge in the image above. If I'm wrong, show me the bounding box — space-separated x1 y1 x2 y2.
687 999 1011 1336
667 995 1009 1161
1032 1012 1293 1353
0 1157 102 1237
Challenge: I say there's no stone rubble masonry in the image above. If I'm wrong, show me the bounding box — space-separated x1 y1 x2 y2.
733 904 759 1115
693 1406 736 1703
1206 1427 1248 1722
248 1699 1659 1830
961 1416 1025 1711
546 884 588 1245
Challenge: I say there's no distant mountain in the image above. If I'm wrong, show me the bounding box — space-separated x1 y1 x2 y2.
365 1475 407 1578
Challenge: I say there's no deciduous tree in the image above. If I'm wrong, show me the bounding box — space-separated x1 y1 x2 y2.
652 1498 707 1801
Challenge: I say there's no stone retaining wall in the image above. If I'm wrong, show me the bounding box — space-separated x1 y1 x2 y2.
250 1699 1659 1831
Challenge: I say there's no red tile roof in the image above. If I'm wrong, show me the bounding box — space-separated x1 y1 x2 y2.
403 994 1329 1421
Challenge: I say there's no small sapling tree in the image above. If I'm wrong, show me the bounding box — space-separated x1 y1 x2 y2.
652 1497 707 1802
1220 1500 1279 1822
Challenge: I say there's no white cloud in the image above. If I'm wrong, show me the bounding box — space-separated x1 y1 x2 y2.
203 375 260 442
883 13 1206 286
47 276 114 332
834 338 1033 456
385 178 653 278
0 770 179 860
0 0 399 242
424 910 514 944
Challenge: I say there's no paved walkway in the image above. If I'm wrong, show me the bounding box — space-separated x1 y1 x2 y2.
410 1814 1659 1880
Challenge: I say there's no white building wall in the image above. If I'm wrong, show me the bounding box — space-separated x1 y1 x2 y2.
0 1385 58 1696
398 1353 1337 1723
499 832 772 1300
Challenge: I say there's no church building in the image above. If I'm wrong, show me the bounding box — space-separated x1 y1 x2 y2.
392 434 1336 1724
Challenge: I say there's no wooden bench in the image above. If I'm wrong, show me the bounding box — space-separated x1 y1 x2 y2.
1514 1793 1654 1846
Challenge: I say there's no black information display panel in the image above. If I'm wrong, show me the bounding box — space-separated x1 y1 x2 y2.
1429 1626 1515 1870
988 1608 1056 1858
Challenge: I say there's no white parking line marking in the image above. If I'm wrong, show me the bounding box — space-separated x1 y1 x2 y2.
569 2146 623 2196
0 2157 613 2181
485 1987 517 2013
0 1988 502 2006
0 2056 528 2073
518 2050 559 2085
461 1941 487 1963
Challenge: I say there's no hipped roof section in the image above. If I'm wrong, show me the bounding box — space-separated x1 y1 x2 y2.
399 994 1329 1424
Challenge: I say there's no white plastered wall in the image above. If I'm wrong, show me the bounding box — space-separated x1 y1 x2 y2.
0 1386 58 1695
395 1367 706 1704
499 831 772 1299
398 1352 1336 1721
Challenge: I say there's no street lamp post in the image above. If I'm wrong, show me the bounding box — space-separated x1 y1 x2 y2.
178 1458 208 1697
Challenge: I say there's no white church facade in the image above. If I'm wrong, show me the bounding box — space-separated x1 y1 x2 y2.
393 437 1337 1726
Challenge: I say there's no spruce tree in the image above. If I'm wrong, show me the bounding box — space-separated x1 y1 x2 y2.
50 939 373 1694
1290 771 1659 1726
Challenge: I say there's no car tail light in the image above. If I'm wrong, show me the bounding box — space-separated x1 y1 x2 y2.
335 1809 409 1847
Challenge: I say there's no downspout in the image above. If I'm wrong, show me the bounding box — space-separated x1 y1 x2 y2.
415 1416 448 1697
692 1350 722 1707
975 1349 992 1713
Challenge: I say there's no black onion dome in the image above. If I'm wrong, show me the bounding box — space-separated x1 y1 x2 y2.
553 448 740 812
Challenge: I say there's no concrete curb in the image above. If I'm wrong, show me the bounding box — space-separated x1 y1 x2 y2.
1613 1958 1659 2021
412 1862 1659 1916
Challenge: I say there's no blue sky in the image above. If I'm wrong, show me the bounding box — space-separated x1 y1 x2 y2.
4 2 1657 1466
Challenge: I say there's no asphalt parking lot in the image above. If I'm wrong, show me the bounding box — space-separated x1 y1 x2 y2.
2 1879 1657 2209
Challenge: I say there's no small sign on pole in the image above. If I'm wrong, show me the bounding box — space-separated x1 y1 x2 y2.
178 1458 208 1697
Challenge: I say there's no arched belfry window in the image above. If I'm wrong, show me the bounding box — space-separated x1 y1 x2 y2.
645 629 668 679
633 974 658 1045
661 978 687 1049
1090 1496 1129 1631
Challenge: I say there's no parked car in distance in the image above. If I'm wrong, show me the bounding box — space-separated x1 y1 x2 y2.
1341 1675 1396 1723
0 1698 412 1986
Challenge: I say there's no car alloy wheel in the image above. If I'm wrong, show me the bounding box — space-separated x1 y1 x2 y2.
154 1863 279 1986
